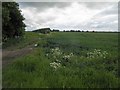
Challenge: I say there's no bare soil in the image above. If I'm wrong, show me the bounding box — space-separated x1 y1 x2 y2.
2 45 34 68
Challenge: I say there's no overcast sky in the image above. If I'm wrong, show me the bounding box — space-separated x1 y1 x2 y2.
19 2 118 31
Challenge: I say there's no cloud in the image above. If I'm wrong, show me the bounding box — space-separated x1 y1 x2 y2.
86 3 118 31
19 2 118 31
81 2 117 9
19 2 71 12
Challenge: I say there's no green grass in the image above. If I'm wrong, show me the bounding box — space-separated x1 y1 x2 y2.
3 32 119 88
2 32 46 50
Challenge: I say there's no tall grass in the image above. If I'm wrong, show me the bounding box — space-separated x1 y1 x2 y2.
3 32 119 88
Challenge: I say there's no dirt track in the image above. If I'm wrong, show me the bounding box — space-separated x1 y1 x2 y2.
2 45 34 68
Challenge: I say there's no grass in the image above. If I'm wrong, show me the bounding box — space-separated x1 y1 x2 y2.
2 32 46 50
3 32 119 88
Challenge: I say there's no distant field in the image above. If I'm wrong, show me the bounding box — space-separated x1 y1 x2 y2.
3 32 119 88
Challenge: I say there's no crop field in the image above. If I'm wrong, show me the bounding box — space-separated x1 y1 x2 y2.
3 32 119 88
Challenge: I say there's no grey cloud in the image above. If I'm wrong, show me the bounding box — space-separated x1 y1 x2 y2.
78 2 118 17
88 19 118 30
36 16 56 24
100 4 118 15
80 2 116 9
85 11 118 30
19 2 71 11
19 2 118 31
88 2 118 30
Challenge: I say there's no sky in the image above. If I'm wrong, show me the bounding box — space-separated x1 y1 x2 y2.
19 2 118 31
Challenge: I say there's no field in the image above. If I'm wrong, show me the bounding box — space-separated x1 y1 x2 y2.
3 32 119 88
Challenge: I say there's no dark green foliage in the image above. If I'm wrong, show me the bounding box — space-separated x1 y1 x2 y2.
2 2 25 42
52 29 60 32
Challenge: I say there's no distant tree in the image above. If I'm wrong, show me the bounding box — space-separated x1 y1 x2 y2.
53 29 59 32
82 30 84 32
70 30 74 32
78 30 81 32
2 2 26 42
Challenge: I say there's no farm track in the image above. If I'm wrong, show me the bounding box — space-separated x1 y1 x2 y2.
2 45 34 68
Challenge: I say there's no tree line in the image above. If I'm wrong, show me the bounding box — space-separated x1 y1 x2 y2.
2 2 26 42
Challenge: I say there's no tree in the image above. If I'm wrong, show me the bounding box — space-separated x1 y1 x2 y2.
2 2 26 42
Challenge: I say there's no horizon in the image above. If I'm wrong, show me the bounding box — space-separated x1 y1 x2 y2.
29 27 119 32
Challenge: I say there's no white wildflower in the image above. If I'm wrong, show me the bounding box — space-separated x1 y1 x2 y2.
46 54 49 56
51 47 62 56
87 49 108 59
34 44 38 47
70 53 74 56
55 59 61 63
63 55 70 60
50 62 61 70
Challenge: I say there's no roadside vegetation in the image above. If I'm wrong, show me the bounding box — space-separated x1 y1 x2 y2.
3 32 119 88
